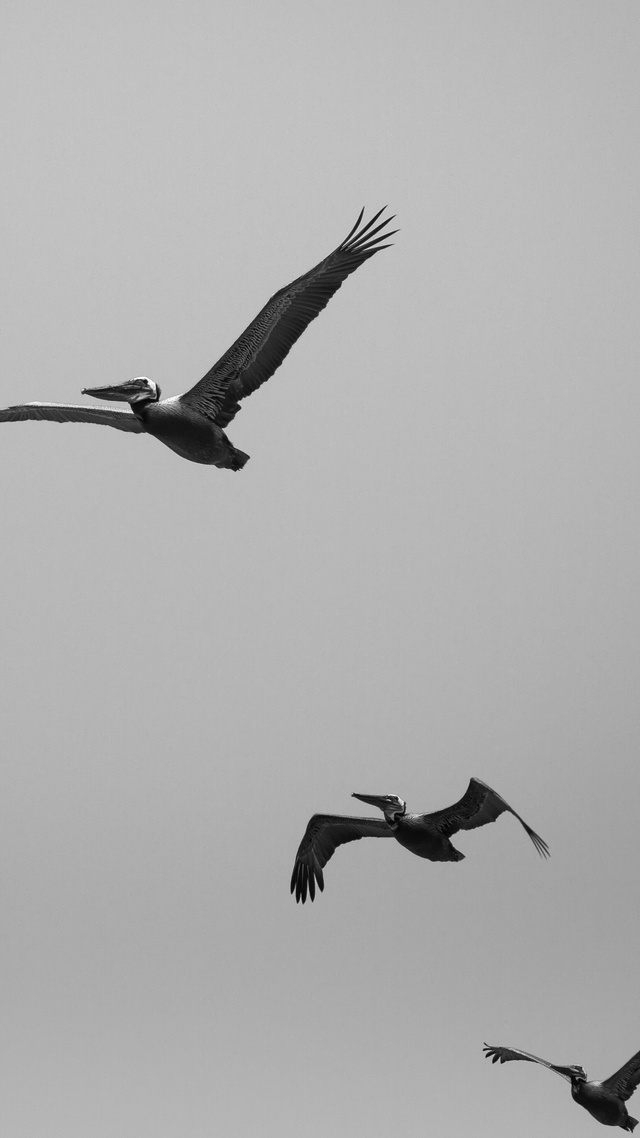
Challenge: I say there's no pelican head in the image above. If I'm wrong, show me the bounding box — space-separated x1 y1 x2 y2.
82 377 161 406
352 793 406 825
566 1065 587 1083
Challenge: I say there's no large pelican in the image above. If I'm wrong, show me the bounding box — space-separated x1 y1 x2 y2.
290 778 548 903
0 209 396 468
484 1043 640 1132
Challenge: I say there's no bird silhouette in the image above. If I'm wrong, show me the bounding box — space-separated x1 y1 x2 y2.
0 208 396 467
484 1043 640 1131
291 778 548 903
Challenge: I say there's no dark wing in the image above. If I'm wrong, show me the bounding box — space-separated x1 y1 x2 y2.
179 208 397 428
290 813 393 904
483 1045 575 1082
423 777 549 858
0 402 145 433
602 1049 640 1101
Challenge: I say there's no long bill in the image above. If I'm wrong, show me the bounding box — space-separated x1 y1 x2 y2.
82 379 150 401
351 793 391 811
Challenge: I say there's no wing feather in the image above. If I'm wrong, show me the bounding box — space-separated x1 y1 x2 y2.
424 778 549 857
180 208 397 427
0 402 145 433
602 1049 640 1101
483 1044 575 1082
290 813 393 904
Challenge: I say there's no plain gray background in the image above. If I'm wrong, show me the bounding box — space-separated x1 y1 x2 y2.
1 1 639 1135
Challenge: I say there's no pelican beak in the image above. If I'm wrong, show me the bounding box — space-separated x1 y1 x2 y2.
352 793 390 812
82 380 147 402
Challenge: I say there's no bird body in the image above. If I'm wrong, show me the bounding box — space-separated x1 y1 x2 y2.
0 209 396 468
573 1080 637 1130
484 1043 640 1131
130 394 248 469
291 778 548 903
391 812 466 862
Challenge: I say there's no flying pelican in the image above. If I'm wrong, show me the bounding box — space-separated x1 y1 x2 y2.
290 777 549 903
484 1043 640 1132
0 209 396 468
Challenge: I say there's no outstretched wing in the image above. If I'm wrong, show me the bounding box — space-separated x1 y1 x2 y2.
423 777 549 857
0 402 145 433
290 813 393 904
602 1049 640 1101
180 208 397 428
483 1044 576 1082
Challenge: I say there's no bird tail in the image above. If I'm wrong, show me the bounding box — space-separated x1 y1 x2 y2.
625 1116 638 1132
229 448 250 471
215 445 250 471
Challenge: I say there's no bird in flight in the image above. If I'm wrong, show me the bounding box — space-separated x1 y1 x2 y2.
290 777 548 903
484 1042 640 1132
0 209 396 468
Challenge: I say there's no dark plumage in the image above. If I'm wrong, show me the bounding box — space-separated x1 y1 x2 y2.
291 778 549 903
0 209 396 467
484 1043 640 1131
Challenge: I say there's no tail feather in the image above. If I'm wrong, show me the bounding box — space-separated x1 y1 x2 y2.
229 448 249 471
625 1116 638 1132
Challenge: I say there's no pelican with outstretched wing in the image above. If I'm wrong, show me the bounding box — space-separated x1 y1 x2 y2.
0 209 396 468
290 777 549 903
484 1042 640 1131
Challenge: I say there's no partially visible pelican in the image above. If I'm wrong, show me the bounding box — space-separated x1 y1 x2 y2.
484 1043 640 1131
0 209 396 468
290 778 549 903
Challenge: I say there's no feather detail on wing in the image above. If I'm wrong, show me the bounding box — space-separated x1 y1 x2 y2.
602 1050 640 1101
483 1045 576 1082
180 208 397 428
0 402 145 433
290 813 393 904
424 778 549 857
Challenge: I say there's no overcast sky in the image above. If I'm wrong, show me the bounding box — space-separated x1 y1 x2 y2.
1 2 640 1136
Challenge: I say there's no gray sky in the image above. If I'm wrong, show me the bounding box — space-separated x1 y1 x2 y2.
1 1 639 1135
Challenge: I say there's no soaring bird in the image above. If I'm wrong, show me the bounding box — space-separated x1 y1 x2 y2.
290 778 549 903
484 1043 640 1132
0 209 396 468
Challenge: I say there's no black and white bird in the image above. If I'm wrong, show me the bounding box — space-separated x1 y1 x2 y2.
290 778 549 903
484 1042 640 1132
0 209 396 468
